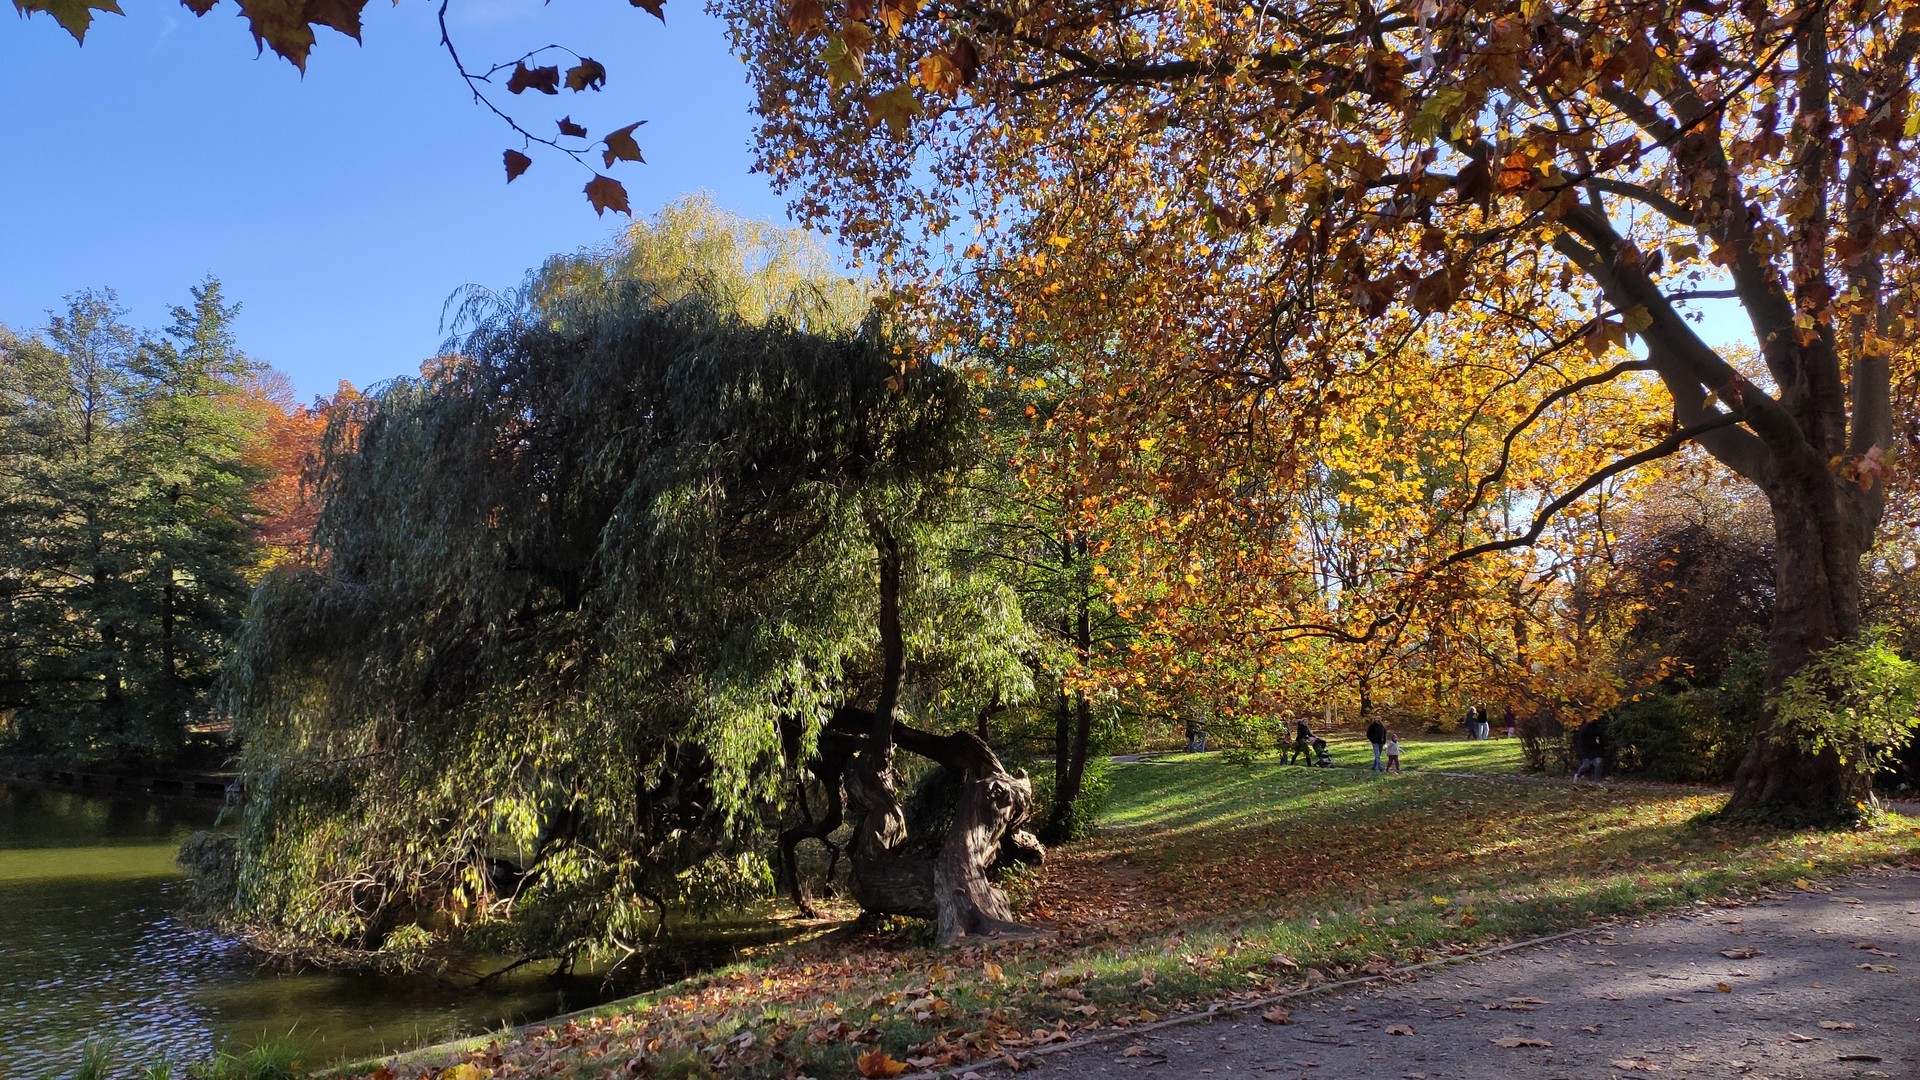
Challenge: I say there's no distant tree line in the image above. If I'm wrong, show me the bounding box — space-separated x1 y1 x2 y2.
0 282 326 765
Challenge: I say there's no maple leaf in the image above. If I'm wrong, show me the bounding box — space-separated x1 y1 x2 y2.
856 1048 909 1078
565 58 606 91
786 0 825 35
301 0 363 40
557 116 588 138
914 51 962 97
506 62 561 95
179 0 217 14
1260 1006 1291 1024
628 0 665 20
875 0 916 34
584 174 631 216
865 84 921 137
234 0 318 69
503 149 533 182
15 0 124 42
1491 1036 1551 1047
601 121 646 167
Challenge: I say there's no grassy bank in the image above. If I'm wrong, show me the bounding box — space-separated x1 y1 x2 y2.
324 742 1916 1079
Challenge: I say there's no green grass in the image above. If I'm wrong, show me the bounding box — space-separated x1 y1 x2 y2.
324 754 1920 1080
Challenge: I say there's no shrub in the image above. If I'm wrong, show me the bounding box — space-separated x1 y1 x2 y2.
1775 627 1920 773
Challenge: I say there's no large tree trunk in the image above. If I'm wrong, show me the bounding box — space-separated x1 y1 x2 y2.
1724 464 1872 818
782 522 1045 943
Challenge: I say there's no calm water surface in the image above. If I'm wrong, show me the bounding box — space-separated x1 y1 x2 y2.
0 782 618 1073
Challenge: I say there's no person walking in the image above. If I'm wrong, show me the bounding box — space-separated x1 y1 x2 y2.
1289 717 1315 765
1572 718 1606 780
1384 731 1401 774
1502 704 1517 739
1366 717 1389 771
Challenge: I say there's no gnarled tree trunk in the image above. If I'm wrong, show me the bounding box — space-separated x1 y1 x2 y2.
781 522 1045 944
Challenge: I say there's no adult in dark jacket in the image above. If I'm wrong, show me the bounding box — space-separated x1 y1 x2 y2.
1288 718 1315 764
1572 719 1606 780
1366 718 1388 771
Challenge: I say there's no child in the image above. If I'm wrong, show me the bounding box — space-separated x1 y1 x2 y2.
1385 732 1401 774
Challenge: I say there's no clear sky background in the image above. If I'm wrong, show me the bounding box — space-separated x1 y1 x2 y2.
2 0 799 400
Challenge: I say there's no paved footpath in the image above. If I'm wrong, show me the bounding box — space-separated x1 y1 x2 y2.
991 869 1920 1080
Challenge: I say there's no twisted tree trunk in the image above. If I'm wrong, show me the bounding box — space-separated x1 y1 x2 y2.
780 523 1045 943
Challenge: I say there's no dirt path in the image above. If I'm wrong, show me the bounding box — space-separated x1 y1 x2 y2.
973 869 1920 1080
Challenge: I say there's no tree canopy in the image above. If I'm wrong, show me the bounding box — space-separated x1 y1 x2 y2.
221 201 1044 960
724 0 1920 816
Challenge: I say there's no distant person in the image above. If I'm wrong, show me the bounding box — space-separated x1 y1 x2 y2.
1185 715 1208 753
1366 716 1388 771
1385 731 1402 774
1502 704 1517 739
1572 718 1606 780
1463 703 1481 740
1289 718 1315 765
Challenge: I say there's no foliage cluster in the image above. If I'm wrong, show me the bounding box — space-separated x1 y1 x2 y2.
1775 628 1920 775
217 202 1040 966
0 283 302 764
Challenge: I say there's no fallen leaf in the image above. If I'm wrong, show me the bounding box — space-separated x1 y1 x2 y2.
1261 1006 1292 1025
1610 1059 1663 1072
983 960 1005 982
856 1048 909 1078
1491 1036 1552 1048
1858 963 1897 973
1818 1021 1856 1030
1721 948 1757 959
1387 1024 1416 1036
1716 983 1732 993
1786 1032 1821 1043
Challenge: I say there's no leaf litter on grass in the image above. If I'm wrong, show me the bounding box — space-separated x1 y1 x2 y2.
333 757 1920 1080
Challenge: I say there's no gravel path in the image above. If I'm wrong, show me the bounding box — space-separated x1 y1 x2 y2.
985 869 1920 1080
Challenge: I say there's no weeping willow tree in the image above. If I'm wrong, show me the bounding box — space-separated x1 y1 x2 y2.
219 205 1043 966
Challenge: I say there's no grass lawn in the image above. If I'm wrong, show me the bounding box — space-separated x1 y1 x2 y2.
332 756 1920 1080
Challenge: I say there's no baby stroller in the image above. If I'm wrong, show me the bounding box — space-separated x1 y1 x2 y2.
1304 735 1333 767
1287 732 1333 767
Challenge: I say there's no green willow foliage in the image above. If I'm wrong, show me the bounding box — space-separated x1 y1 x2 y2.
222 211 1033 962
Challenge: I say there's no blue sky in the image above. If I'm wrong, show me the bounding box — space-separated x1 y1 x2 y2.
2 0 799 400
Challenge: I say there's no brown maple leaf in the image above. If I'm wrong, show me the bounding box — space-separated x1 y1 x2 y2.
565 58 606 91
557 116 588 138
856 1048 909 1078
504 149 533 182
506 62 561 95
584 174 631 216
601 121 646 167
629 0 665 20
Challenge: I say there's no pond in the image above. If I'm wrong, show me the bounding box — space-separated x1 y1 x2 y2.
0 781 777 1075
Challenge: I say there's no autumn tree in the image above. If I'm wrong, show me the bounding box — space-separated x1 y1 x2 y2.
222 205 1043 962
727 0 1918 817
0 284 268 761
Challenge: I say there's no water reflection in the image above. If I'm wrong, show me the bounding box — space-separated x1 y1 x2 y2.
0 783 609 1073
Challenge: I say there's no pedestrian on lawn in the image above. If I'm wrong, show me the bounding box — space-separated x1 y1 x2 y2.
1572 718 1606 780
1385 731 1401 774
1366 716 1389 771
1503 704 1517 739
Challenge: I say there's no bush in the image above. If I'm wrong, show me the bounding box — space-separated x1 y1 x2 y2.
1606 647 1764 783
1517 711 1572 775
1030 752 1113 843
1775 627 1920 772
177 830 239 916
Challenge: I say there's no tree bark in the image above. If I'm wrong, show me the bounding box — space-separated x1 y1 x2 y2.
787 523 1045 943
1724 461 1872 818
